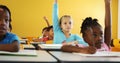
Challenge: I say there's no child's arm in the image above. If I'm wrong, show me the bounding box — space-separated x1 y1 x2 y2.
53 0 60 31
43 16 50 27
104 0 111 47
61 45 96 54
0 41 19 52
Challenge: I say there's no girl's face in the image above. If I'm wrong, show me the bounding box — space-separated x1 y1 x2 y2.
60 17 73 32
92 26 103 49
0 8 10 36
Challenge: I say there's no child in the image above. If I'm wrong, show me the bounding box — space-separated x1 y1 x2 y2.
81 0 111 51
42 16 54 41
53 0 88 46
0 5 20 52
41 16 51 38
33 17 54 43
61 0 111 53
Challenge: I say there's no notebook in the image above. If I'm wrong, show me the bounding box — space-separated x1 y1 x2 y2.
0 50 37 56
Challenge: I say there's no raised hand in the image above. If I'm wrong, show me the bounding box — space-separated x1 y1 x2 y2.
54 0 57 4
43 16 50 27
104 0 111 4
104 0 111 47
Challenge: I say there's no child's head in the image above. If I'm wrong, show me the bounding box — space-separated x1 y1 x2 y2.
42 27 49 37
47 25 54 40
81 17 103 49
0 5 11 36
59 15 73 32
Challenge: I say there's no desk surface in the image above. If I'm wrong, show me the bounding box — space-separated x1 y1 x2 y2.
0 50 57 63
49 51 120 63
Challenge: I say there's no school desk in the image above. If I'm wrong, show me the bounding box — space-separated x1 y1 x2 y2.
49 51 120 63
20 39 28 44
0 50 57 63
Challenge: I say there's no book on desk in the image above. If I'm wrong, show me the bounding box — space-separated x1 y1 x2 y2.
0 50 37 56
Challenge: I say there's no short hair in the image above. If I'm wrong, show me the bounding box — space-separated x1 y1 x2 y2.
42 27 48 33
80 17 101 34
47 25 53 31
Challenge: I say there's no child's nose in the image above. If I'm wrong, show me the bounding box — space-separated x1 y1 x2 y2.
98 36 103 41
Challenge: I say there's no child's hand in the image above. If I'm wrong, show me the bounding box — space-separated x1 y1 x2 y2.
79 46 97 54
54 0 57 4
105 0 111 4
43 16 48 21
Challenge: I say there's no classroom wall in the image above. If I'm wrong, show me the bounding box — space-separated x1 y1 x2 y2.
111 0 118 39
118 0 120 39
0 0 118 39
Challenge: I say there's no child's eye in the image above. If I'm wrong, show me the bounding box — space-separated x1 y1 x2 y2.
100 32 103 37
69 22 71 24
5 19 9 23
93 34 97 38
64 22 67 25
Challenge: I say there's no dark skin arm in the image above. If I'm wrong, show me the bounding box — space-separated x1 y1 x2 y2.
104 0 111 48
0 41 20 52
61 45 96 54
43 16 50 27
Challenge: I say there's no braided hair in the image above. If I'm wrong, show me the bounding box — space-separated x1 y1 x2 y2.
81 17 101 34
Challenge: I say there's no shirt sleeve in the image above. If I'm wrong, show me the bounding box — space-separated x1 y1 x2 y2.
10 34 20 44
75 34 88 46
52 3 60 32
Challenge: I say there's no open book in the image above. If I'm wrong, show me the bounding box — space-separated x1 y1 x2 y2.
73 51 120 56
0 50 37 56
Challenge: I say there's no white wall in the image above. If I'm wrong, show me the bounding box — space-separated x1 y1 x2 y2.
118 0 120 39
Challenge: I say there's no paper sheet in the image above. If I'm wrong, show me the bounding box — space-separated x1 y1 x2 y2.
73 51 120 56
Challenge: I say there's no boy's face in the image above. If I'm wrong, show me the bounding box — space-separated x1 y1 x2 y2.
60 17 73 32
0 8 10 36
48 28 54 39
42 29 49 37
92 26 103 49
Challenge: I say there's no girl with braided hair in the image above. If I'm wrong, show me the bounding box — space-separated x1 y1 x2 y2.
61 0 111 53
